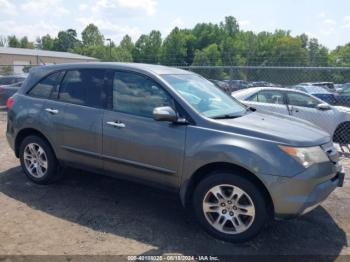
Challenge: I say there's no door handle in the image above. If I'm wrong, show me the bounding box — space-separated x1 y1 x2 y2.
45 108 59 115
106 121 126 128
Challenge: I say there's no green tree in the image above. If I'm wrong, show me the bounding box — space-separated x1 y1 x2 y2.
160 27 187 65
192 22 223 50
81 24 104 46
308 38 329 66
193 44 225 79
8 35 20 48
120 35 134 54
54 29 80 52
112 47 133 62
19 36 34 49
330 43 350 66
37 34 55 50
220 16 239 37
133 30 162 63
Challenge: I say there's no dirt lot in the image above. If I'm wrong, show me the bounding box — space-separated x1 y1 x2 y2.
0 110 349 257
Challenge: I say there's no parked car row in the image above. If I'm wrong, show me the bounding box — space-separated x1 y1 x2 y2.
232 87 350 144
291 84 350 107
0 74 27 108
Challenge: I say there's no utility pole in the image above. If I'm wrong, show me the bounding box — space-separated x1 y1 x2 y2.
106 38 112 61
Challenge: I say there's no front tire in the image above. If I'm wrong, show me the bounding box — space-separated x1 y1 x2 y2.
19 135 61 184
192 172 268 243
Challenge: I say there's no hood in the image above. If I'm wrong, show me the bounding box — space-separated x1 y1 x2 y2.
213 111 330 147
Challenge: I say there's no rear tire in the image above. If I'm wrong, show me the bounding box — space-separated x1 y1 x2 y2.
333 122 350 144
192 172 268 243
19 135 62 184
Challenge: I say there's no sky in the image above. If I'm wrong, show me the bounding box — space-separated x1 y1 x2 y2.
0 0 349 50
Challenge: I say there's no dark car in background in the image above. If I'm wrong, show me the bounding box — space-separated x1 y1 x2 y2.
223 79 250 91
0 75 26 86
292 85 338 105
337 85 350 107
0 81 24 108
300 82 336 92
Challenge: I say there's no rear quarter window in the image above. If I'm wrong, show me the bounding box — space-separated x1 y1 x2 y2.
28 72 62 99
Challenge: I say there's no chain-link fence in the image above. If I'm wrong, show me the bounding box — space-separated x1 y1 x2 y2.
1 63 350 156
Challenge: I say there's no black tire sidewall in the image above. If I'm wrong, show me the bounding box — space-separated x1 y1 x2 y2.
19 135 58 184
192 172 268 243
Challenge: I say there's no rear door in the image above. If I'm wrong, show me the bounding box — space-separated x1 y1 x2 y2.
102 70 187 188
244 90 289 115
56 69 107 171
29 71 67 159
286 91 338 134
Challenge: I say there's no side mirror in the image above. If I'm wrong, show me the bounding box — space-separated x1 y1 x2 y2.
153 106 178 122
317 103 331 111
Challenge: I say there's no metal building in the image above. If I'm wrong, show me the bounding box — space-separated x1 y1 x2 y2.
0 47 97 74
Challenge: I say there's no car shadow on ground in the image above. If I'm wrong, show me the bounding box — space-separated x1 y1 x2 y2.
0 166 347 258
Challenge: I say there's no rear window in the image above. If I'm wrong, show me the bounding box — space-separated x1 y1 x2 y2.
28 72 62 99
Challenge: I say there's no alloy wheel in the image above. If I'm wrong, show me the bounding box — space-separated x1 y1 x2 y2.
23 143 48 178
202 184 256 234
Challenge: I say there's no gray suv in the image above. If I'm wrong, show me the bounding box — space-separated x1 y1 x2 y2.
6 63 345 242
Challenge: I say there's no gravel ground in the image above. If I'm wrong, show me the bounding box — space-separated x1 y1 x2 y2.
0 110 349 257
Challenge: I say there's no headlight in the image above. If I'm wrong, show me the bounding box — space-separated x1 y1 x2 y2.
279 145 329 168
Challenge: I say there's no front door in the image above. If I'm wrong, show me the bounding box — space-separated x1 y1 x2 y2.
102 71 187 188
286 91 338 135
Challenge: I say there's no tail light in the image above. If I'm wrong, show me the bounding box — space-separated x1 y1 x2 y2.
6 97 14 109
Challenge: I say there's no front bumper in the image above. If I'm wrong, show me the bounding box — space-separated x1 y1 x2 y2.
266 162 345 219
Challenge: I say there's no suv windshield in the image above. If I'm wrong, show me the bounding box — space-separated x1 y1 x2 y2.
162 74 247 118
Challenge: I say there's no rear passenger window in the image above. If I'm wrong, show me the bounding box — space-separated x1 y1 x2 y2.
59 69 106 108
29 72 61 99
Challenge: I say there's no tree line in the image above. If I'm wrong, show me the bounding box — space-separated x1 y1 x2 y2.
1 16 350 81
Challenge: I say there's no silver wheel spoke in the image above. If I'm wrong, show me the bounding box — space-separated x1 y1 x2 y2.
232 187 244 201
203 202 220 213
213 215 227 231
233 216 246 232
237 204 255 217
209 186 226 201
36 165 44 177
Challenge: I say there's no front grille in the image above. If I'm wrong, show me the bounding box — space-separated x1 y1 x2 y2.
321 141 339 163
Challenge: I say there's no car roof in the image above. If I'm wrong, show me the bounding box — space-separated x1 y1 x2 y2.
31 62 191 76
232 86 308 100
294 85 332 94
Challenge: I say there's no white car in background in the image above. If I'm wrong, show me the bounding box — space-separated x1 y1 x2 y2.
232 87 350 144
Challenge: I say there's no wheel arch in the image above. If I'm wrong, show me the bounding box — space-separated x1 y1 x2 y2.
15 128 56 158
180 162 274 216
333 121 350 144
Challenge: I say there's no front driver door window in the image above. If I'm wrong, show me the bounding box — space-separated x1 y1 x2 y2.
286 92 336 134
102 71 187 187
246 90 289 115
